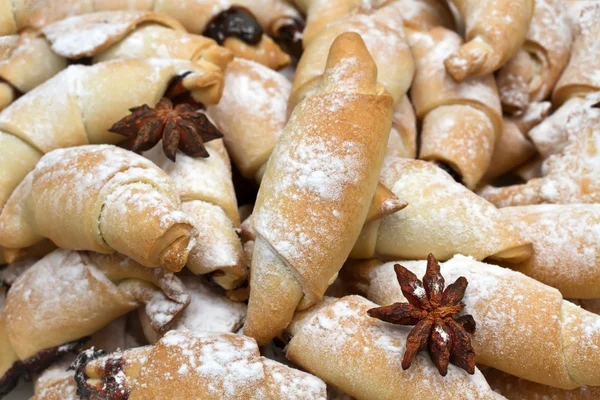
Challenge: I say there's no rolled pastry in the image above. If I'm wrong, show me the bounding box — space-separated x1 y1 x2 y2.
350 157 531 263
75 330 327 399
0 11 233 112
146 140 246 289
483 368 600 400
482 102 549 182
385 95 418 160
206 58 292 181
393 0 456 34
410 26 502 189
285 295 502 400
245 33 394 345
552 2 600 107
290 1 415 109
138 275 247 344
0 57 223 216
496 0 572 113
479 105 600 207
444 0 535 81
343 255 600 389
1 249 189 388
0 145 197 272
497 204 600 299
31 363 78 400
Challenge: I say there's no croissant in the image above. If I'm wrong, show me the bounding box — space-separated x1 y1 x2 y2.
343 255 600 389
206 58 292 181
0 11 235 111
496 0 572 114
479 105 600 207
0 249 189 394
484 366 600 399
145 140 246 289
350 158 531 263
444 0 535 81
290 0 415 109
244 33 394 345
0 145 197 272
73 330 327 399
285 295 502 400
496 204 600 299
552 2 600 107
482 102 550 182
410 26 502 189
0 57 223 217
7 0 299 67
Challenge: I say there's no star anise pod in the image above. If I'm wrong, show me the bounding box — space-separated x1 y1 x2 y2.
109 97 223 162
367 254 476 376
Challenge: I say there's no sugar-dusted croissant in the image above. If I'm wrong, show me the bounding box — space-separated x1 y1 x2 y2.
206 58 292 181
479 105 600 207
444 0 534 81
343 255 600 389
290 0 414 109
0 11 234 111
496 204 600 299
350 158 531 263
482 102 550 182
73 330 327 399
484 368 600 400
496 0 572 114
0 57 223 218
285 296 502 400
145 140 246 289
552 2 600 107
0 249 189 395
244 33 394 345
0 145 197 272
410 26 502 189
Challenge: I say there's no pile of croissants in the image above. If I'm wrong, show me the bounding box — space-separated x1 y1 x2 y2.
0 0 599 399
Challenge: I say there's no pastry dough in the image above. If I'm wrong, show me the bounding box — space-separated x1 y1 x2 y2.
343 255 600 389
496 0 572 113
146 140 246 289
206 58 292 180
0 145 197 272
498 204 600 298
1 249 189 379
76 330 327 399
0 57 223 216
285 295 502 400
444 0 535 81
410 26 502 189
350 158 531 263
245 33 394 345
385 95 418 160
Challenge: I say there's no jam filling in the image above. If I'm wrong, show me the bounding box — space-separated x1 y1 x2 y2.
275 18 305 59
72 348 130 400
203 7 263 46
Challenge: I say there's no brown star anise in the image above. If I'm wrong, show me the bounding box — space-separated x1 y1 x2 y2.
367 254 476 376
109 98 223 162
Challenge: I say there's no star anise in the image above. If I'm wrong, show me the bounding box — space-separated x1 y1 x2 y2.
367 254 476 376
109 97 223 162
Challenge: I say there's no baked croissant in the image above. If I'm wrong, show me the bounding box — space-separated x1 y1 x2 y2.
444 0 535 81
145 140 247 289
0 145 197 272
285 296 502 400
343 255 600 389
496 0 572 114
497 204 600 299
0 11 234 111
244 32 394 345
410 26 502 189
0 57 223 218
0 249 189 394
290 0 415 109
350 158 532 263
6 0 299 67
73 330 327 399
479 105 600 207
